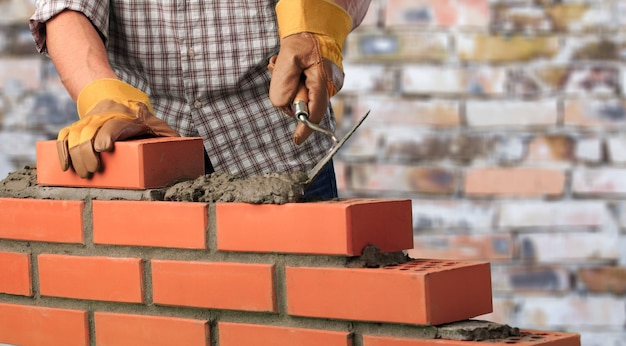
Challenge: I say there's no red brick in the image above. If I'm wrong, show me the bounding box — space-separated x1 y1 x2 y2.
464 168 565 197
0 198 84 243
578 267 626 294
151 260 276 312
216 199 413 255
362 330 580 346
36 137 204 189
93 200 207 249
0 303 88 346
0 252 31 296
218 322 351 346
95 312 209 346
38 254 143 303
347 165 457 194
286 260 492 325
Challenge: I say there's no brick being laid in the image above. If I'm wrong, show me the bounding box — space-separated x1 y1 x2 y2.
286 259 492 325
35 137 204 189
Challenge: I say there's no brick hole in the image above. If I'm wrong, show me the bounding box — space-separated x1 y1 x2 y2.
441 261 459 266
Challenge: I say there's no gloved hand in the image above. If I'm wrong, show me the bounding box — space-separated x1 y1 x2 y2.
57 78 180 178
268 0 352 145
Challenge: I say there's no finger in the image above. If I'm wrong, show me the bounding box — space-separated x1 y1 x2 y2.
292 82 313 145
68 142 92 179
268 52 304 108
293 122 314 146
56 137 71 171
303 64 330 126
78 140 101 174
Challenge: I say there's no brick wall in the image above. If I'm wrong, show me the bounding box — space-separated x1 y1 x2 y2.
333 1 626 345
0 144 580 345
0 0 622 344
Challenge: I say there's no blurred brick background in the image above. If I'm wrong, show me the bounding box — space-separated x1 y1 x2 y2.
337 1 626 345
0 0 624 344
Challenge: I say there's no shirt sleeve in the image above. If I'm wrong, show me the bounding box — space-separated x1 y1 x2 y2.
29 0 110 54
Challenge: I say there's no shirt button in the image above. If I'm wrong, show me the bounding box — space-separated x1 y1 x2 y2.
188 48 195 58
194 100 202 109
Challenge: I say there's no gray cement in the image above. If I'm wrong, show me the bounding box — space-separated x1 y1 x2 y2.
163 171 308 204
0 168 308 204
436 320 521 341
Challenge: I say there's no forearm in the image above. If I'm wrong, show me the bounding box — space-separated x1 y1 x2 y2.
46 10 117 101
331 0 371 29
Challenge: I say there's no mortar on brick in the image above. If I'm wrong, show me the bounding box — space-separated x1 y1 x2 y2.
347 245 409 268
436 320 520 341
163 171 308 204
1 168 312 204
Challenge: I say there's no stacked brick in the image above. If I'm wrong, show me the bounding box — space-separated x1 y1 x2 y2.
0 137 580 345
334 0 626 344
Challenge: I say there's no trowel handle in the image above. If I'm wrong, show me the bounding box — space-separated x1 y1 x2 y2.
292 81 309 120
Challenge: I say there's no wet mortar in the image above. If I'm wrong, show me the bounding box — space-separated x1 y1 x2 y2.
0 167 309 204
163 171 308 204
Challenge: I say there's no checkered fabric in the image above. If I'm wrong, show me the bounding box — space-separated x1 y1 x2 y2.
30 0 335 178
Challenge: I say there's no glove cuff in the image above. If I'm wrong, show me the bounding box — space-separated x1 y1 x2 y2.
276 0 352 47
76 78 153 118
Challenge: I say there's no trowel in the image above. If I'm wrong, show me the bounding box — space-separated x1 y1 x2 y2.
291 85 370 187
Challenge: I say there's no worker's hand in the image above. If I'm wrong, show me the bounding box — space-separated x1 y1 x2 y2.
57 78 180 178
268 0 352 145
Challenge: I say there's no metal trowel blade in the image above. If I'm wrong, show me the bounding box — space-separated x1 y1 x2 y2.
303 110 370 187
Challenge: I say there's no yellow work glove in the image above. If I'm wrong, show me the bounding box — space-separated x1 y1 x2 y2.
57 78 180 178
268 0 352 145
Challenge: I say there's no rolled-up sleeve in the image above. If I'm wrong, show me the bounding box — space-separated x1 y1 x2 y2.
29 0 110 54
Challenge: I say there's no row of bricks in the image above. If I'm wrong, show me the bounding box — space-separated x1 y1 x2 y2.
409 199 617 230
338 97 626 133
491 264 626 295
489 294 626 330
409 232 620 264
361 0 622 32
345 31 624 63
0 196 412 254
337 164 626 197
341 66 624 100
339 62 626 100
338 130 625 166
0 252 492 325
0 303 579 346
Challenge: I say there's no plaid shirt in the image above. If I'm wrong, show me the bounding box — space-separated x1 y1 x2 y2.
30 0 335 178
